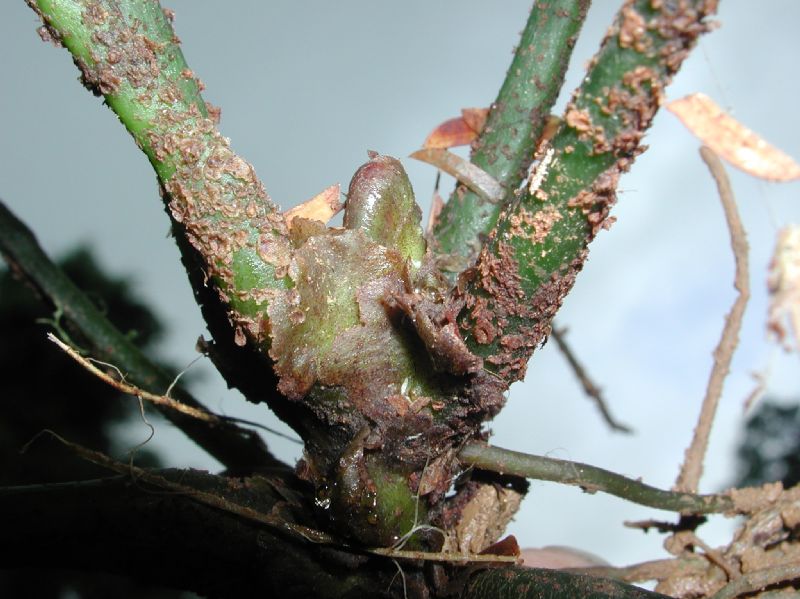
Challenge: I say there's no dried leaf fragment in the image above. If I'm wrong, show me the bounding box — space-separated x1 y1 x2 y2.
284 183 342 229
422 107 489 149
668 93 800 182
442 483 523 554
767 225 800 351
461 107 489 135
410 148 505 203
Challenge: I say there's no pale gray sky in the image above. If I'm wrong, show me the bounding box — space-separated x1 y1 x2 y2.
2 1 799 568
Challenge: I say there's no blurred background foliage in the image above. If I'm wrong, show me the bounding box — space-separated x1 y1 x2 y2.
0 248 187 598
736 399 800 489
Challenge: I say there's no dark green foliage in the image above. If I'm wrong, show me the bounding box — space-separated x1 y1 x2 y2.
0 248 177 598
737 400 800 489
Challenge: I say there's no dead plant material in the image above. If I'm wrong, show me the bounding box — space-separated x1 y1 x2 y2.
675 146 750 494
48 333 301 445
668 93 800 182
427 186 445 236
441 483 523 555
369 547 518 565
409 148 505 204
48 333 219 425
767 225 800 352
284 184 342 229
551 325 631 433
422 108 490 149
676 531 741 581
742 370 767 412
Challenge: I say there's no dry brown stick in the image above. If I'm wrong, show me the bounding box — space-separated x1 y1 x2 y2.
49 332 220 424
48 333 301 445
551 325 632 433
710 563 800 599
675 146 750 493
368 547 518 564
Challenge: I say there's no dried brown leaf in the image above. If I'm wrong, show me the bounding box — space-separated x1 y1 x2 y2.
284 183 342 228
442 484 523 554
668 93 800 182
410 148 504 203
461 107 489 136
480 535 520 558
422 107 489 149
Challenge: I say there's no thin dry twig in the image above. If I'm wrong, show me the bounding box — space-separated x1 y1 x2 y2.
48 333 221 424
675 146 750 493
48 333 302 445
368 547 519 565
742 369 767 412
551 325 632 433
710 563 800 599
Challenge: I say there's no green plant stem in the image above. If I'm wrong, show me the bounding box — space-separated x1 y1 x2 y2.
0 199 279 472
27 0 291 348
454 0 718 384
458 442 734 515
432 0 590 271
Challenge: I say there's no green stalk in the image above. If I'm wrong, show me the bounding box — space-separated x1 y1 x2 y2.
27 0 291 347
455 0 718 383
459 442 734 515
0 200 278 472
432 0 591 271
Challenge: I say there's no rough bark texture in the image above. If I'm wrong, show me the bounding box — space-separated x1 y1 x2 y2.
453 0 719 385
0 471 672 599
433 0 592 271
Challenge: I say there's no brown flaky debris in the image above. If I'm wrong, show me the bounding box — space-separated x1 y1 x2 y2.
452 0 718 386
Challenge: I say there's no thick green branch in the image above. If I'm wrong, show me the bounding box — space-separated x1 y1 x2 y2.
0 199 279 472
459 442 734 515
433 0 591 271
455 0 718 383
27 0 291 347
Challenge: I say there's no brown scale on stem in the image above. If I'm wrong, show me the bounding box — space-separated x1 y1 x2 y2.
452 0 717 388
